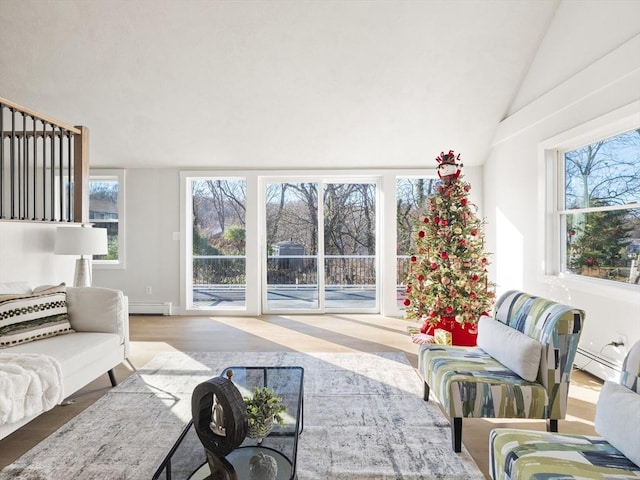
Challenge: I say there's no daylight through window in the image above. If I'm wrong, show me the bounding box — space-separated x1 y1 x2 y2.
560 129 640 285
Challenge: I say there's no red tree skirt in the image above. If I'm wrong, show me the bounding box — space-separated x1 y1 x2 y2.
420 316 478 346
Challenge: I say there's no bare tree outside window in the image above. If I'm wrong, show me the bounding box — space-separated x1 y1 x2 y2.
395 177 440 308
191 179 247 306
563 129 640 284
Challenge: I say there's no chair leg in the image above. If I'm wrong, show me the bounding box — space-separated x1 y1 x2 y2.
108 369 117 387
423 382 430 401
451 417 462 452
547 419 558 432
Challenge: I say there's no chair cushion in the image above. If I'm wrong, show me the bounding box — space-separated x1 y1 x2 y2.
477 315 542 382
0 286 74 348
490 428 640 480
419 345 548 418
595 380 640 468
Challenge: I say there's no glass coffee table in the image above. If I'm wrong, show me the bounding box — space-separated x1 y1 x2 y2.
153 366 304 480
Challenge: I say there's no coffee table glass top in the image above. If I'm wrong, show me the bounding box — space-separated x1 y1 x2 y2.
153 366 304 480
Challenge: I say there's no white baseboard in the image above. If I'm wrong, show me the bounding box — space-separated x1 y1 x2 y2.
574 347 623 382
128 301 172 315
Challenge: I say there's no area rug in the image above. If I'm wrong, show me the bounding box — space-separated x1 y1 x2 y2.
0 351 484 479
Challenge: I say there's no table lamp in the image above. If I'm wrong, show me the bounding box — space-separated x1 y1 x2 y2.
54 224 108 287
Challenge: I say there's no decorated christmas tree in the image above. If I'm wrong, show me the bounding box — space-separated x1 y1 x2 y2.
403 150 495 346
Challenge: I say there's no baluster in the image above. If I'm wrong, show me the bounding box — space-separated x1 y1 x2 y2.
41 122 47 220
49 123 55 221
66 131 72 222
10 107 16 219
21 112 27 220
32 116 37 220
58 127 63 222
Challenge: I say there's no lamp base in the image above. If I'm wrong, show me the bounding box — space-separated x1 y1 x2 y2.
74 258 92 287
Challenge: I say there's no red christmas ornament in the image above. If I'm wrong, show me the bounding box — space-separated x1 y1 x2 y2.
441 252 448 259
423 217 430 223
440 219 448 226
430 262 438 270
403 298 411 306
418 231 425 238
461 198 467 206
417 274 424 281
411 256 417 263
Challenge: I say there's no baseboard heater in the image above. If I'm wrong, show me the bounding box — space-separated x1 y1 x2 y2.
128 301 172 316
575 346 623 381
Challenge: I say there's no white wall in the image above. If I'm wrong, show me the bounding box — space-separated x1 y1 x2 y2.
93 169 182 310
485 0 640 380
90 165 483 316
0 222 75 286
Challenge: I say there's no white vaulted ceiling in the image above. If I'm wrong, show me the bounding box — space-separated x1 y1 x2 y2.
0 0 560 169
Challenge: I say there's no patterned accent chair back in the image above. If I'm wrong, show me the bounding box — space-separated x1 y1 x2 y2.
493 290 585 420
620 338 640 393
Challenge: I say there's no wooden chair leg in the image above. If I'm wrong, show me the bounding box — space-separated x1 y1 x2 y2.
108 369 117 387
451 417 462 452
423 382 430 401
547 419 558 432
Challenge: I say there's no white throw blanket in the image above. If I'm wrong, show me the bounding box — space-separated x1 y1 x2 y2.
0 353 63 425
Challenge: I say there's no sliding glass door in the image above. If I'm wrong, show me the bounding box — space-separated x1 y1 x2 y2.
183 171 438 316
263 179 378 313
323 182 377 310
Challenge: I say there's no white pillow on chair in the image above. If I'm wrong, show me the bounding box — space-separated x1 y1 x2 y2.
595 380 640 468
476 315 542 382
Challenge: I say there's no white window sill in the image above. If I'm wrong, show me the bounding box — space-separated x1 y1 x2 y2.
543 273 639 303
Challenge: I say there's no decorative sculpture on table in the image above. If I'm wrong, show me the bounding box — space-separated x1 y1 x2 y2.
249 452 278 480
210 394 226 436
191 374 247 479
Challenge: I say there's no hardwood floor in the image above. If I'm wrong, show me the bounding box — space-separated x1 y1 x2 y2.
0 314 603 478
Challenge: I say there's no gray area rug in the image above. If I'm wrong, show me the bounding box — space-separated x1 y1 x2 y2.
0 351 484 479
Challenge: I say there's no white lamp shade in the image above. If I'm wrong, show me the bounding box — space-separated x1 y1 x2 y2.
54 226 108 256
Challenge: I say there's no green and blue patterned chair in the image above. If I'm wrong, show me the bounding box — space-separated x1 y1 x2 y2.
489 339 640 479
418 290 585 452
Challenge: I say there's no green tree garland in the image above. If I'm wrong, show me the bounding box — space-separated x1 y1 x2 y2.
403 150 495 330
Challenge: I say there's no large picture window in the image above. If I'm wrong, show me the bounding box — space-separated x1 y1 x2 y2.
559 129 640 284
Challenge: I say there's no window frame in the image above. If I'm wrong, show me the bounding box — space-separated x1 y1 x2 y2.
89 169 126 269
540 102 640 299
179 169 436 316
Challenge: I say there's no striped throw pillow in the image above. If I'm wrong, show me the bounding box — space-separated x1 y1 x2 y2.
0 285 74 348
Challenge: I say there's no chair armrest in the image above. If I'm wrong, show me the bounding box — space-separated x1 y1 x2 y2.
66 287 127 343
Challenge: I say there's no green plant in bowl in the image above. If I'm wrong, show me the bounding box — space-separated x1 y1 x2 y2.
244 386 286 440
